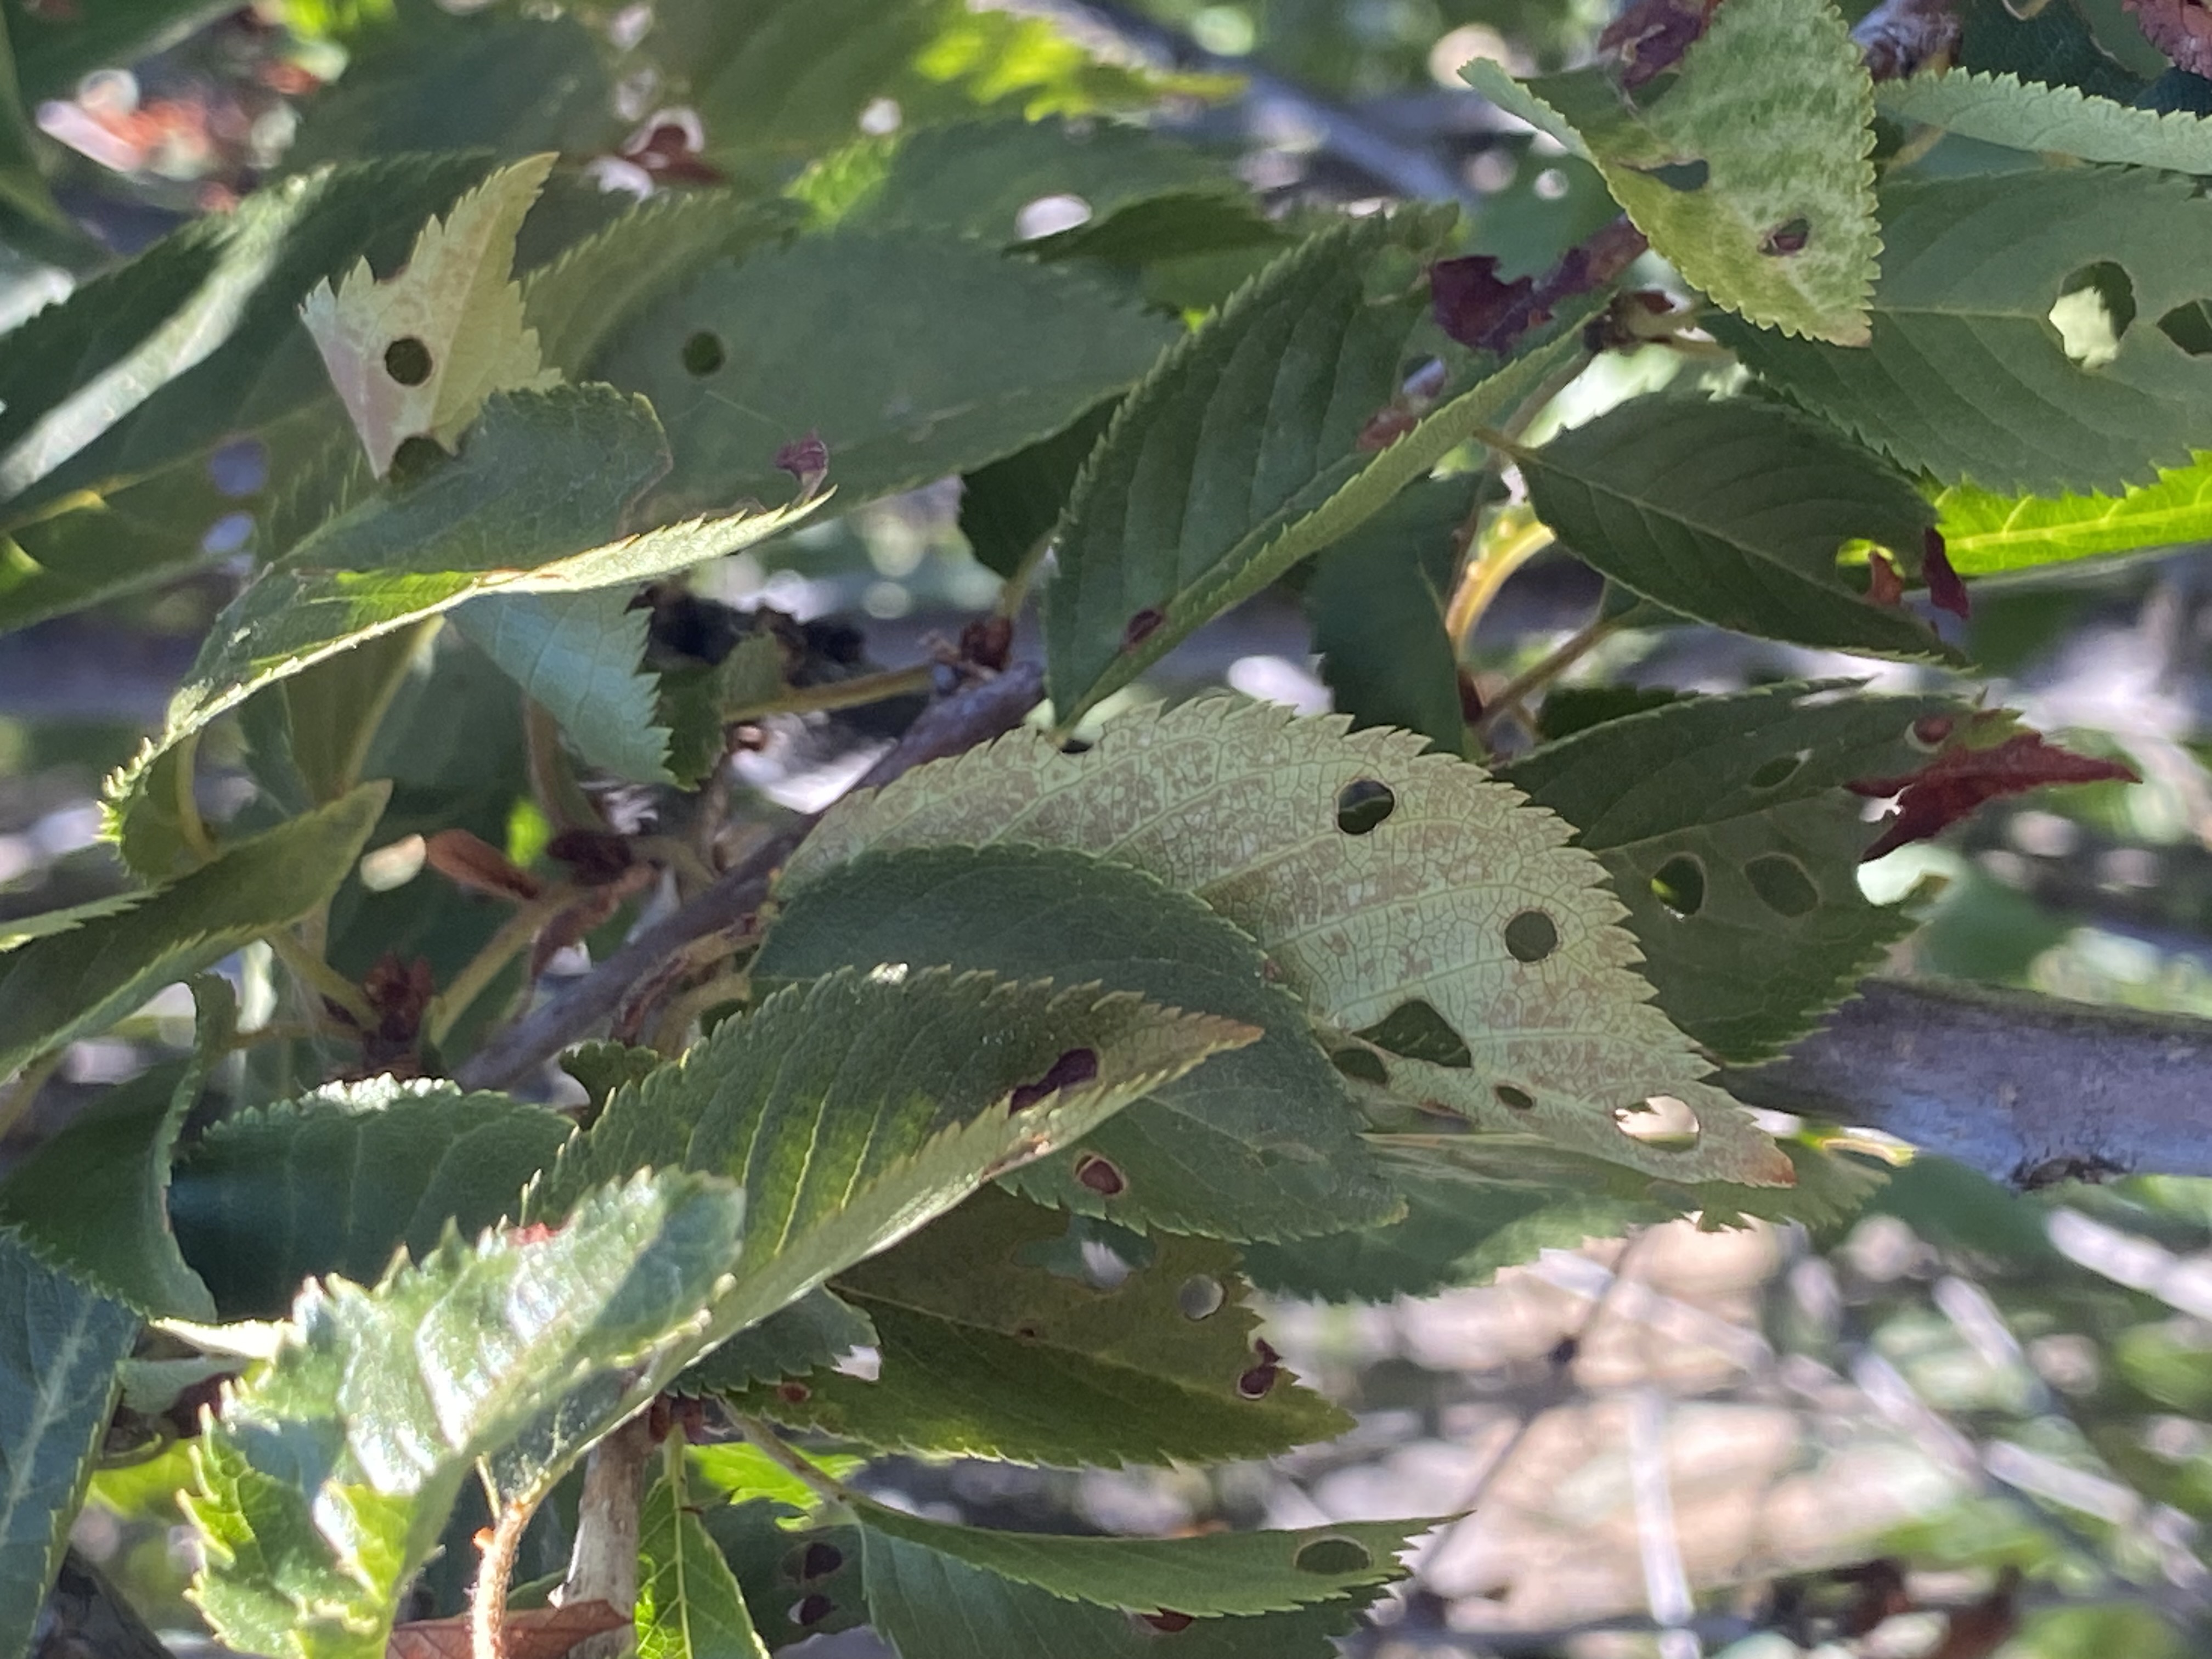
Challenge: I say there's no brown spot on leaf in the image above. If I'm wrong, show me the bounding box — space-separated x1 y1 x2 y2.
1912 713 1954 748
791 1594 835 1628
1237 1337 1282 1398
776 1380 811 1404
1142 1611 1195 1633
1075 1152 1126 1195
797 1541 845 1580
1009 1048 1099 1113
1760 218 1812 256
1121 608 1166 653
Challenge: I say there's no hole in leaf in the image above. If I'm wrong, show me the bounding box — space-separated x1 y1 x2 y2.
1080 1238 1135 1290
1009 1048 1098 1113
785 1541 844 1581
1614 1093 1701 1151
1491 1083 1532 1111
1638 159 1709 191
2158 300 2212 357
1015 191 1092 239
1760 217 1810 256
1335 777 1397 835
1355 1001 1472 1068
1911 714 1954 751
388 434 447 483
1237 1340 1282 1398
1139 1611 1195 1633
1650 855 1706 919
681 330 726 376
1750 751 1805 789
1122 607 1166 652
1294 1537 1374 1575
1330 1046 1389 1086
200 512 255 557
790 1595 834 1628
207 436 268 498
383 335 432 386
1504 909 1559 963
2051 263 2135 369
1178 1274 1226 1320
1745 853 1819 917
1075 1151 1126 1196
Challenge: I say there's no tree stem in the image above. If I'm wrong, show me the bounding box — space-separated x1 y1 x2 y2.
470 1490 539 1659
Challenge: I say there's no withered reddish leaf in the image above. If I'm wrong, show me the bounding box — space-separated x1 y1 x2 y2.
424 828 541 902
1847 731 2138 860
776 430 830 502
1600 0 1724 88
1431 256 1540 353
388 1601 627 1659
1865 549 1904 607
2123 0 2212 76
1922 528 1970 620
545 828 636 887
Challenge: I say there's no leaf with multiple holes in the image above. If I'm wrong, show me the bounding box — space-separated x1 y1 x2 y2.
1513 396 1952 660
638 1441 771 1659
725 1189 1349 1466
1501 682 1967 1062
454 589 673 784
104 387 809 863
168 1079 575 1320
1715 168 2212 494
753 844 1398 1240
783 699 1794 1186
187 1171 748 1659
0 784 385 1080
593 227 1175 526
302 153 560 476
1045 207 1592 725
524 969 1259 1378
0 978 230 1319
1463 0 1878 344
1934 450 2212 573
1876 69 2212 170
703 1500 866 1649
0 1232 139 1659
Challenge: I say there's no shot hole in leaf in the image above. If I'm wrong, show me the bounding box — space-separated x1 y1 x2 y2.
1009 1048 1098 1113
681 330 726 376
1494 1083 1535 1111
1355 1000 1472 1068
1759 217 1810 256
785 1541 844 1582
1911 713 1954 751
383 335 432 386
1331 1046 1390 1086
1237 1339 1282 1399
1638 158 1709 192
2157 300 2212 357
1122 607 1166 653
1750 751 1807 789
790 1595 834 1628
1335 777 1397 834
2050 262 2135 370
1075 1151 1126 1196
206 436 268 498
1138 1611 1195 1634
1177 1274 1226 1321
1613 1093 1701 1152
1650 854 1706 919
1745 853 1819 917
1293 1537 1374 1575
1014 191 1092 240
1504 909 1559 963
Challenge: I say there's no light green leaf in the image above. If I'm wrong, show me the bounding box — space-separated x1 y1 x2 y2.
1045 207 1590 725
303 153 560 476
783 699 1795 1187
1463 0 1878 345
861 1528 1378 1659
676 1289 876 1396
0 977 231 1319
168 1079 575 1319
639 1442 770 1659
754 844 1398 1240
1501 682 1966 1061
280 620 432 808
1515 395 1951 659
0 1233 138 1658
688 1443 863 1513
1876 68 2212 171
524 968 1259 1373
1716 169 2212 494
1934 450 2212 573
729 1189 1348 1466
595 227 1176 526
0 783 386 1080
187 1170 748 1659
658 630 788 788
857 1499 1425 1618
455 589 673 784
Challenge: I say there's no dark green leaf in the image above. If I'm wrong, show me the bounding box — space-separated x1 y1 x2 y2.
959 402 1116 580
676 1289 875 1396
638 1440 771 1659
8 0 233 101
454 590 673 785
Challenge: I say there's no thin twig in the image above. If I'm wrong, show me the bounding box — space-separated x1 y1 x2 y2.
471 1492 540 1659
1471 614 1621 738
732 662 936 721
266 929 377 1029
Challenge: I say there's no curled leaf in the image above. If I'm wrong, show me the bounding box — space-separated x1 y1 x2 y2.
1847 727 2139 859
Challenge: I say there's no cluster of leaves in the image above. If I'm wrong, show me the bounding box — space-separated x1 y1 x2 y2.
0 0 2208 1654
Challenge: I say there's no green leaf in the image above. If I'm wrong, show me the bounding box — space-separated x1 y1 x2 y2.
689 1443 864 1511
0 783 386 1080
703 1501 866 1649
1715 169 2212 494
7 0 231 99
1044 207 1591 725
1876 68 2212 170
454 590 673 785
1934 450 2212 574
958 402 1116 580
856 1499 1424 1617
0 1233 138 1658
753 844 1398 1240
0 977 232 1319
594 227 1175 527
1953 0 2146 101
657 630 788 788
1501 682 1966 1061
1463 0 1878 345
0 10 64 238
639 1442 770 1659
1515 395 1951 659
676 1289 876 1396
728 1189 1349 1466
168 1079 575 1319
525 968 1259 1369
280 620 431 807
187 1170 748 1659
783 699 1795 1187
1304 475 1476 754
857 1516 1394 1658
